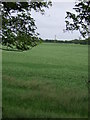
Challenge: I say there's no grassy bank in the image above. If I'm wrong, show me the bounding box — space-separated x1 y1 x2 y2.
2 43 88 118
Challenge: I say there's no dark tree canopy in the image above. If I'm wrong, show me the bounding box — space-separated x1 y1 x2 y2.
1 1 52 50
65 0 90 38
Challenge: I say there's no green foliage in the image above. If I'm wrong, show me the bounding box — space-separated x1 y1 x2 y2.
65 0 90 38
11 33 41 51
3 43 88 118
1 1 52 50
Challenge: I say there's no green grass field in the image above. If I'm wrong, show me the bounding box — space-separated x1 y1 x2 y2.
2 43 88 118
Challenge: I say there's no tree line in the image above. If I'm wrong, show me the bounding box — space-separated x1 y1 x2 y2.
43 37 90 45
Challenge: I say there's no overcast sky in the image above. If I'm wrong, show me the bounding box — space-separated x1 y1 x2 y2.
31 0 80 40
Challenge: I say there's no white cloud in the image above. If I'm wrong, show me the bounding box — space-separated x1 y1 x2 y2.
31 2 80 40
51 0 76 2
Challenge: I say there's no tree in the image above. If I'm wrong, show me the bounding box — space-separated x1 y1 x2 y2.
65 0 90 83
1 1 52 50
65 0 90 38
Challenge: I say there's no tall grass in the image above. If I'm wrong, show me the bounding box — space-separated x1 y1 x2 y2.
2 43 88 118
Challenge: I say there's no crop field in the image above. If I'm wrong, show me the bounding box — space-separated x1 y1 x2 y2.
2 43 88 118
